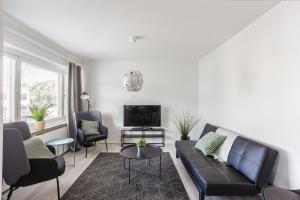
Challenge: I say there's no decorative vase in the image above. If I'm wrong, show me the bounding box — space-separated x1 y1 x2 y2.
137 146 141 157
136 146 145 157
35 120 45 130
181 135 190 140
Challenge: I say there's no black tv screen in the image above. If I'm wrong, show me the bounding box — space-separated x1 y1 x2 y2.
124 105 161 127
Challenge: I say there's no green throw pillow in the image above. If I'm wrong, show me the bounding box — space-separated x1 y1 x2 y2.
24 136 55 159
194 132 226 156
81 120 99 135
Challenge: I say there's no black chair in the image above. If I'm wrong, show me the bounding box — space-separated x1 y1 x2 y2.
262 186 300 200
74 111 108 157
3 121 65 200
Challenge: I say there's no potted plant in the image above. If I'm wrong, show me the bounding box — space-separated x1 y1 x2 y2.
174 111 199 140
136 138 146 156
28 103 53 130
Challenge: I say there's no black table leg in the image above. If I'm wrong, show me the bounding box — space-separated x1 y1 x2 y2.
159 155 161 178
123 157 125 169
128 158 131 184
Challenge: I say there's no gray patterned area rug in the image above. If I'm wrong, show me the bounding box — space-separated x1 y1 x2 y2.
62 152 189 200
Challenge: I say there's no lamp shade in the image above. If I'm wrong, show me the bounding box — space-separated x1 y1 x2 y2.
80 92 89 100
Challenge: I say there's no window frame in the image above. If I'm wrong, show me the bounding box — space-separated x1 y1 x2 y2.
3 51 68 126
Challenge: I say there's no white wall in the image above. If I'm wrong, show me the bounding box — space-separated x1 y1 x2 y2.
198 2 300 189
86 60 199 143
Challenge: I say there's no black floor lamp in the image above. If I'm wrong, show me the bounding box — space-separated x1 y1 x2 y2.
80 92 92 111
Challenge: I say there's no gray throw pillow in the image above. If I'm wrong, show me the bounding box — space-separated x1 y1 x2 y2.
24 136 55 159
194 132 226 156
81 120 100 135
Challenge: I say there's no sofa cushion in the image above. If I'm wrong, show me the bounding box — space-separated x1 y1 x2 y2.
81 120 99 135
195 132 226 155
212 128 238 162
24 136 55 159
227 136 267 183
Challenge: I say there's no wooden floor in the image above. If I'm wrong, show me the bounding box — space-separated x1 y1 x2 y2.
3 143 260 200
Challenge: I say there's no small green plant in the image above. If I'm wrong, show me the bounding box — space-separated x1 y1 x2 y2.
136 138 147 147
174 111 199 139
28 103 54 121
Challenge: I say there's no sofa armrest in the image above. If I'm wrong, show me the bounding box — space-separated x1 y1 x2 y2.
262 186 300 200
293 190 300 195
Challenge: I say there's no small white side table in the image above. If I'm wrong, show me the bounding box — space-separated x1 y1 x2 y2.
47 138 76 166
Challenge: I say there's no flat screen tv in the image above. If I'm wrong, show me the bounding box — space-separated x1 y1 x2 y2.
124 105 161 127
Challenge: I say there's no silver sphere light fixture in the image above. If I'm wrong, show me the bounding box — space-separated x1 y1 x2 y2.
123 70 143 92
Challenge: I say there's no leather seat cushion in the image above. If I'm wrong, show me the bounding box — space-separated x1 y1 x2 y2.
85 133 107 144
176 140 258 196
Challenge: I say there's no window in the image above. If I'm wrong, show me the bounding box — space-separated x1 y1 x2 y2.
2 54 68 124
3 56 16 122
20 62 60 120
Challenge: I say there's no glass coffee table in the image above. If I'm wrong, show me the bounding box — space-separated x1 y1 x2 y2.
120 144 162 184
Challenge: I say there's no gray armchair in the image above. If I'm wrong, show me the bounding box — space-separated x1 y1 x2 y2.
74 111 108 157
3 121 65 200
262 186 300 200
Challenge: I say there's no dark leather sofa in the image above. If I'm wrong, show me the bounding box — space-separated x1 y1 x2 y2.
175 123 278 200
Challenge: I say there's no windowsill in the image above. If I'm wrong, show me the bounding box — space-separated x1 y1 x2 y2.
31 122 67 135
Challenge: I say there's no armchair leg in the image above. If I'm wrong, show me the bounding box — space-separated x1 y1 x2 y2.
85 146 88 158
7 186 17 200
105 139 108 151
56 177 61 200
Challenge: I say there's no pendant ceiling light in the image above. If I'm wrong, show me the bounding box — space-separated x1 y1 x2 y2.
123 70 143 92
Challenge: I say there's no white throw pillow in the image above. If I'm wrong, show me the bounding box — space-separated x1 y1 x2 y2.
212 128 238 162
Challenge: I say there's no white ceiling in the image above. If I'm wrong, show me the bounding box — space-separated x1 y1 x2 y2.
3 0 278 61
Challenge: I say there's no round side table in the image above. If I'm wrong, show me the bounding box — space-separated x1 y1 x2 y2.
47 138 76 166
120 144 162 184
